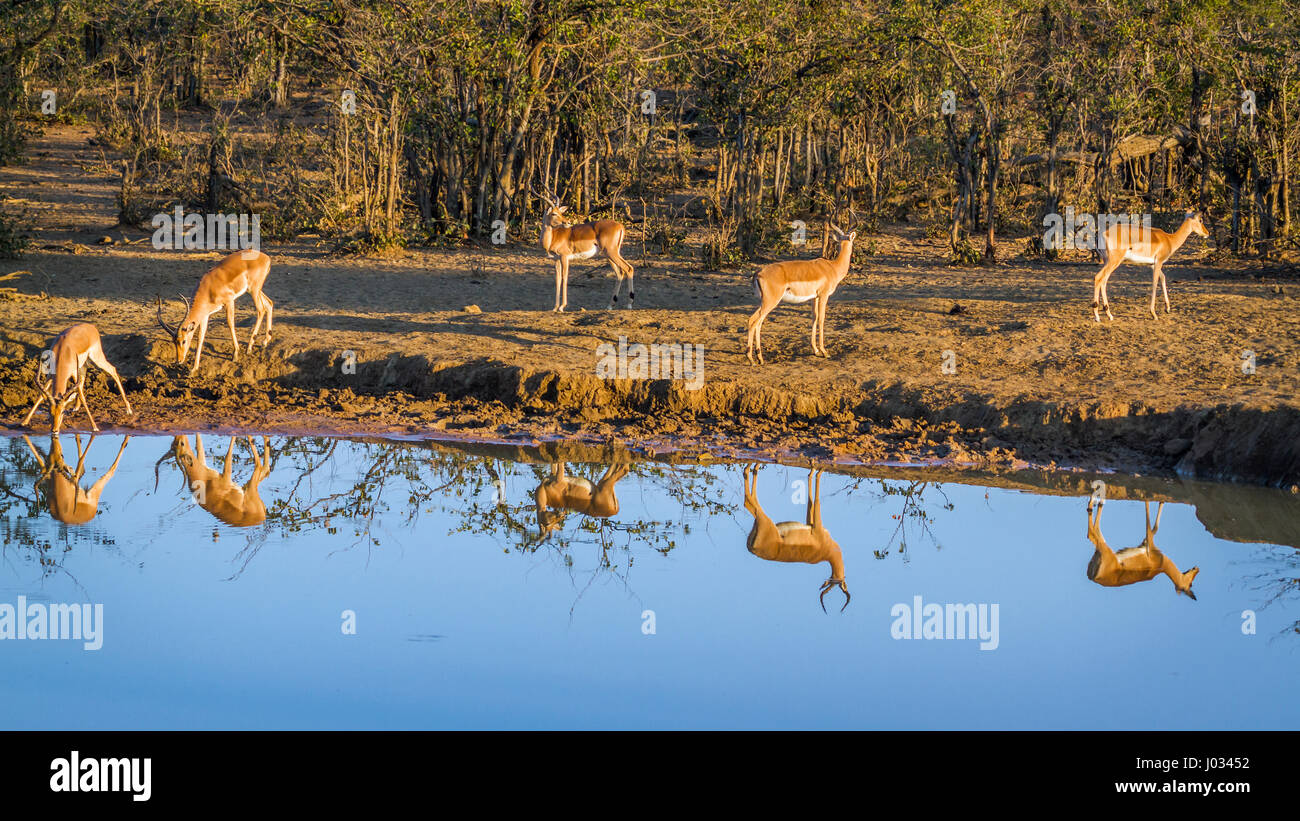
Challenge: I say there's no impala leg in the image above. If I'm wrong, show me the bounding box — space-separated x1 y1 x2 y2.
1100 270 1116 321
86 435 129 504
73 433 89 479
75 369 98 433
1093 258 1120 322
223 436 236 481
88 346 133 417
809 300 820 356
225 300 240 360
553 260 563 312
742 463 758 515
191 319 210 374
609 251 634 309
21 394 47 426
817 297 829 357
1148 264 1162 319
247 292 265 354
560 259 569 312
23 434 46 471
1159 270 1171 314
607 259 622 310
807 468 820 526
747 300 776 365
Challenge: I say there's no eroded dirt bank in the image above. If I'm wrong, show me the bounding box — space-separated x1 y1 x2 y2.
1 332 1298 488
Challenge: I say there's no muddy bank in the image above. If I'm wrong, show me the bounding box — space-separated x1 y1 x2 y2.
2 334 1299 489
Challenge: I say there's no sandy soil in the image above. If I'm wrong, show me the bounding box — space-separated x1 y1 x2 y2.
2 125 1299 486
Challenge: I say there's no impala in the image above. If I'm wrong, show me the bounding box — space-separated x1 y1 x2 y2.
533 461 631 540
743 464 850 612
1086 498 1199 598
157 249 273 373
747 222 856 365
24 434 130 525
157 434 273 527
21 323 133 433
535 190 634 312
1092 212 1208 321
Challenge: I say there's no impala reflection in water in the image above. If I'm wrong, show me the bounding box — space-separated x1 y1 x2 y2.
743 465 849 612
24 434 129 525
0 433 1297 730
1087 498 1200 599
155 434 272 527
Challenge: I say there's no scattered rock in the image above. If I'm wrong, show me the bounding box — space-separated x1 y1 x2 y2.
97 236 114 246
462 304 481 314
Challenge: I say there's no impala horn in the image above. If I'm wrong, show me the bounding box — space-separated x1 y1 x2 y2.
820 578 851 613
155 295 188 337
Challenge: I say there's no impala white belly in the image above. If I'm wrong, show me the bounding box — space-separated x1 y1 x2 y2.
1122 251 1157 265
775 522 813 537
567 247 600 262
780 290 818 304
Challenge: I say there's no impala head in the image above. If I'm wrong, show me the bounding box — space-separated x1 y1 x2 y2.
1184 212 1209 238
32 367 80 434
819 577 851 613
532 187 569 230
153 436 192 494
1174 566 1200 600
156 295 197 364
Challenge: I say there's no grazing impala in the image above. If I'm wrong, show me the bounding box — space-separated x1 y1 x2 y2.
747 221 856 365
533 462 631 540
743 465 850 612
158 434 273 527
1092 212 1208 321
535 190 634 312
1086 498 1199 598
21 323 133 433
24 434 129 525
157 249 273 373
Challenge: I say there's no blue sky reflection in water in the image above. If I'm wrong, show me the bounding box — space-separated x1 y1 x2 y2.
0 432 1296 730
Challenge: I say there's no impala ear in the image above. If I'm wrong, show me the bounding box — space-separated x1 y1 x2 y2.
556 206 567 215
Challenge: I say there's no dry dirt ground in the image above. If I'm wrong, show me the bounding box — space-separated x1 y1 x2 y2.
2 125 1299 486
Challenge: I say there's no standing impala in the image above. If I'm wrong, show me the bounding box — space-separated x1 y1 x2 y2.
158 434 273 527
21 323 133 434
747 222 856 365
24 434 130 525
157 249 273 373
1092 212 1208 321
533 462 631 540
535 190 634 312
743 465 850 612
1086 498 1199 598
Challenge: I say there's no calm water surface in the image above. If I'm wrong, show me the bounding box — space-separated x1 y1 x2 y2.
1 432 1296 729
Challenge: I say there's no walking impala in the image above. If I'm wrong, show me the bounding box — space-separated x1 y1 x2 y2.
157 434 273 527
24 434 130 525
743 465 850 612
157 249 273 373
533 461 631 540
21 323 133 434
1092 212 1208 321
535 190 634 312
1086 498 1199 598
746 221 856 365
